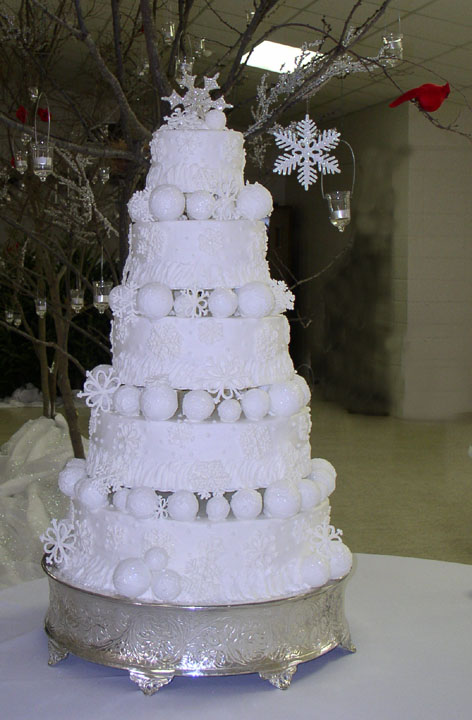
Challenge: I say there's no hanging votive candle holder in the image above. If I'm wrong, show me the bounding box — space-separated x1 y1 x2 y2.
4 309 14 324
324 191 351 232
98 166 110 184
29 86 39 103
162 20 175 45
93 280 113 314
14 149 28 174
35 297 47 318
13 311 22 328
177 56 194 76
31 139 54 182
381 32 403 67
70 288 85 313
20 132 30 145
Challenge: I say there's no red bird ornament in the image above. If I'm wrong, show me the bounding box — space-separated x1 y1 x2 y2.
389 82 450 112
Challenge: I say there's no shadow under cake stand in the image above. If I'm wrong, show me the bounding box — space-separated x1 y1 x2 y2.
42 557 355 695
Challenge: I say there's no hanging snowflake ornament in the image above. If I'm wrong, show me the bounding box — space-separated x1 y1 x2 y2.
78 364 121 412
272 114 341 190
163 73 232 129
41 518 76 566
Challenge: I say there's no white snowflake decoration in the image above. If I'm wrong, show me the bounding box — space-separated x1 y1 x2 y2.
41 518 76 566
176 288 209 318
311 519 344 559
205 359 246 402
269 279 295 314
78 366 120 412
155 494 169 519
163 73 232 129
109 282 137 319
273 114 341 190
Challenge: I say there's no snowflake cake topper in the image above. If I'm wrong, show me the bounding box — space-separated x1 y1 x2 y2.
272 114 341 190
163 73 232 129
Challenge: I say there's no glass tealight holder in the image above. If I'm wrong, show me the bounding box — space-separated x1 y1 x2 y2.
5 309 14 324
177 56 194 76
31 139 54 182
93 280 113 314
13 311 21 327
325 191 351 233
70 288 84 313
20 131 31 145
162 20 175 45
14 149 28 174
98 166 110 184
29 86 39 102
381 33 403 67
35 297 47 318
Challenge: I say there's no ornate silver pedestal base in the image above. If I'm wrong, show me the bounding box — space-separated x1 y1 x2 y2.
42 558 355 694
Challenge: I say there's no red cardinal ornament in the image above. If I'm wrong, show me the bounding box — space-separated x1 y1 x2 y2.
15 105 27 123
389 82 450 112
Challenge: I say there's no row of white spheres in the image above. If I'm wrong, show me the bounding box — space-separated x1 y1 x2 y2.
149 182 273 222
134 281 277 320
113 375 310 423
113 547 182 601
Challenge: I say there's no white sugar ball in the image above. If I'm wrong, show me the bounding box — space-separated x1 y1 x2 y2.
237 282 274 318
310 460 336 496
167 490 199 521
182 390 215 421
113 488 129 511
113 385 141 416
300 555 330 588
144 546 169 572
136 282 173 318
292 375 311 405
329 543 352 579
127 487 159 519
296 478 322 511
151 569 182 602
186 191 216 220
264 481 301 519
236 183 273 220
311 458 336 481
206 495 230 522
241 388 270 420
141 384 178 421
217 398 241 423
268 381 304 417
113 558 151 598
205 109 227 130
231 489 262 520
149 184 185 221
208 288 238 318
173 292 193 318
58 458 86 497
75 478 107 510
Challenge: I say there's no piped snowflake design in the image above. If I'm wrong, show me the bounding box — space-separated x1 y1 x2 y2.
163 73 232 129
244 532 278 571
112 423 143 457
78 366 120 412
190 460 228 497
176 288 209 318
109 282 137 319
240 426 272 459
155 495 169 519
270 279 295 314
213 180 241 221
41 518 76 566
198 320 224 345
311 519 344 559
273 114 341 190
148 324 182 365
204 359 245 402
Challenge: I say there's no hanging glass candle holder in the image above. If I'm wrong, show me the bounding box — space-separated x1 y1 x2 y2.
176 55 194 76
35 297 47 318
29 86 39 102
98 166 110 184
20 131 30 145
14 149 28 174
70 288 85 313
31 138 54 181
4 309 14 324
13 312 22 328
321 140 355 233
93 280 113 314
381 32 403 67
162 20 175 45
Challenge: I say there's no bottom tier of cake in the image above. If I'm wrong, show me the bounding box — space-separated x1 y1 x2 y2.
50 499 352 605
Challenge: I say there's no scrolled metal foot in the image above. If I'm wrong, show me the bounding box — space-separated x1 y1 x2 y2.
47 638 69 666
259 665 297 690
340 634 356 653
129 669 174 695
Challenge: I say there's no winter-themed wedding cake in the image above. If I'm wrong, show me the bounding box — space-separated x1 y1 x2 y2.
42 75 352 606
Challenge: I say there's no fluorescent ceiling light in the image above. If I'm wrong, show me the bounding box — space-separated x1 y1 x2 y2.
241 40 320 73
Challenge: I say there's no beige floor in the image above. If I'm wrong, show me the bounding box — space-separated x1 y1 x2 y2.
1 402 471 565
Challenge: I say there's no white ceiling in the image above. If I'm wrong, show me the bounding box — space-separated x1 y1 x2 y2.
187 0 472 127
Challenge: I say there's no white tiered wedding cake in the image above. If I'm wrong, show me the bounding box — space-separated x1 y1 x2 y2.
42 75 352 606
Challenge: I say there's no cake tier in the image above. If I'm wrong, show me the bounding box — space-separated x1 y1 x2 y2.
59 499 348 604
148 128 245 194
126 219 270 289
86 408 312 493
111 316 294 388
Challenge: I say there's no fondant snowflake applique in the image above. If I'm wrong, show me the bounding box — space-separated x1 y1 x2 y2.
269 279 295 314
175 288 209 318
273 114 341 190
155 494 169 520
41 518 76 566
109 282 137 319
163 73 232 129
78 365 120 412
311 519 344 559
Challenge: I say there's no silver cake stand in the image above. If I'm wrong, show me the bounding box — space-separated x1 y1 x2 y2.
42 557 355 694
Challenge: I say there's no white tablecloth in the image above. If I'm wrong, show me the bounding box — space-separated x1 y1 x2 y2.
1 553 471 720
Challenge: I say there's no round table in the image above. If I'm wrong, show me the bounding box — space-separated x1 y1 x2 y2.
0 554 471 719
